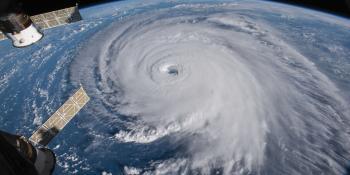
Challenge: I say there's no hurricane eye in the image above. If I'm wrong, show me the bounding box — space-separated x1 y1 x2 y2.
159 64 180 77
167 65 179 76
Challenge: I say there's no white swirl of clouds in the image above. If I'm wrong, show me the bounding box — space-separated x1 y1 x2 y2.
71 2 350 174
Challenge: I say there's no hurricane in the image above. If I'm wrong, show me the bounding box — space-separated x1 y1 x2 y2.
2 0 350 174
67 2 350 175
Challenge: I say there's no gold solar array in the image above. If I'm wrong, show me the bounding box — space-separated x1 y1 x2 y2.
29 86 90 146
0 5 82 41
0 33 5 41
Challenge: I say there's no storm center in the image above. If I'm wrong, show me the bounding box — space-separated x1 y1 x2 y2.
160 64 179 76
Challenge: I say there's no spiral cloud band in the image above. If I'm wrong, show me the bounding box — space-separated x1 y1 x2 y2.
71 2 350 174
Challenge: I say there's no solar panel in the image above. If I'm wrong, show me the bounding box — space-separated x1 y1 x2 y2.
0 33 5 40
0 5 82 41
29 86 90 146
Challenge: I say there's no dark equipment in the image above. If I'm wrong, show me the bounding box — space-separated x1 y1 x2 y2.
0 87 89 175
0 130 55 175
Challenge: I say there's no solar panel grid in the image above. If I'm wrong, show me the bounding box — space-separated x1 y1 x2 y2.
0 6 80 41
29 87 89 146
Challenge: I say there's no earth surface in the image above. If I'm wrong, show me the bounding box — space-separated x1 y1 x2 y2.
0 0 350 174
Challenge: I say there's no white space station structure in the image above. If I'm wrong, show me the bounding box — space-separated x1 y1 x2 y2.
0 4 82 47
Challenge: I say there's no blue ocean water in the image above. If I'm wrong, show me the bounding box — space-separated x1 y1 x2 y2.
0 1 349 174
